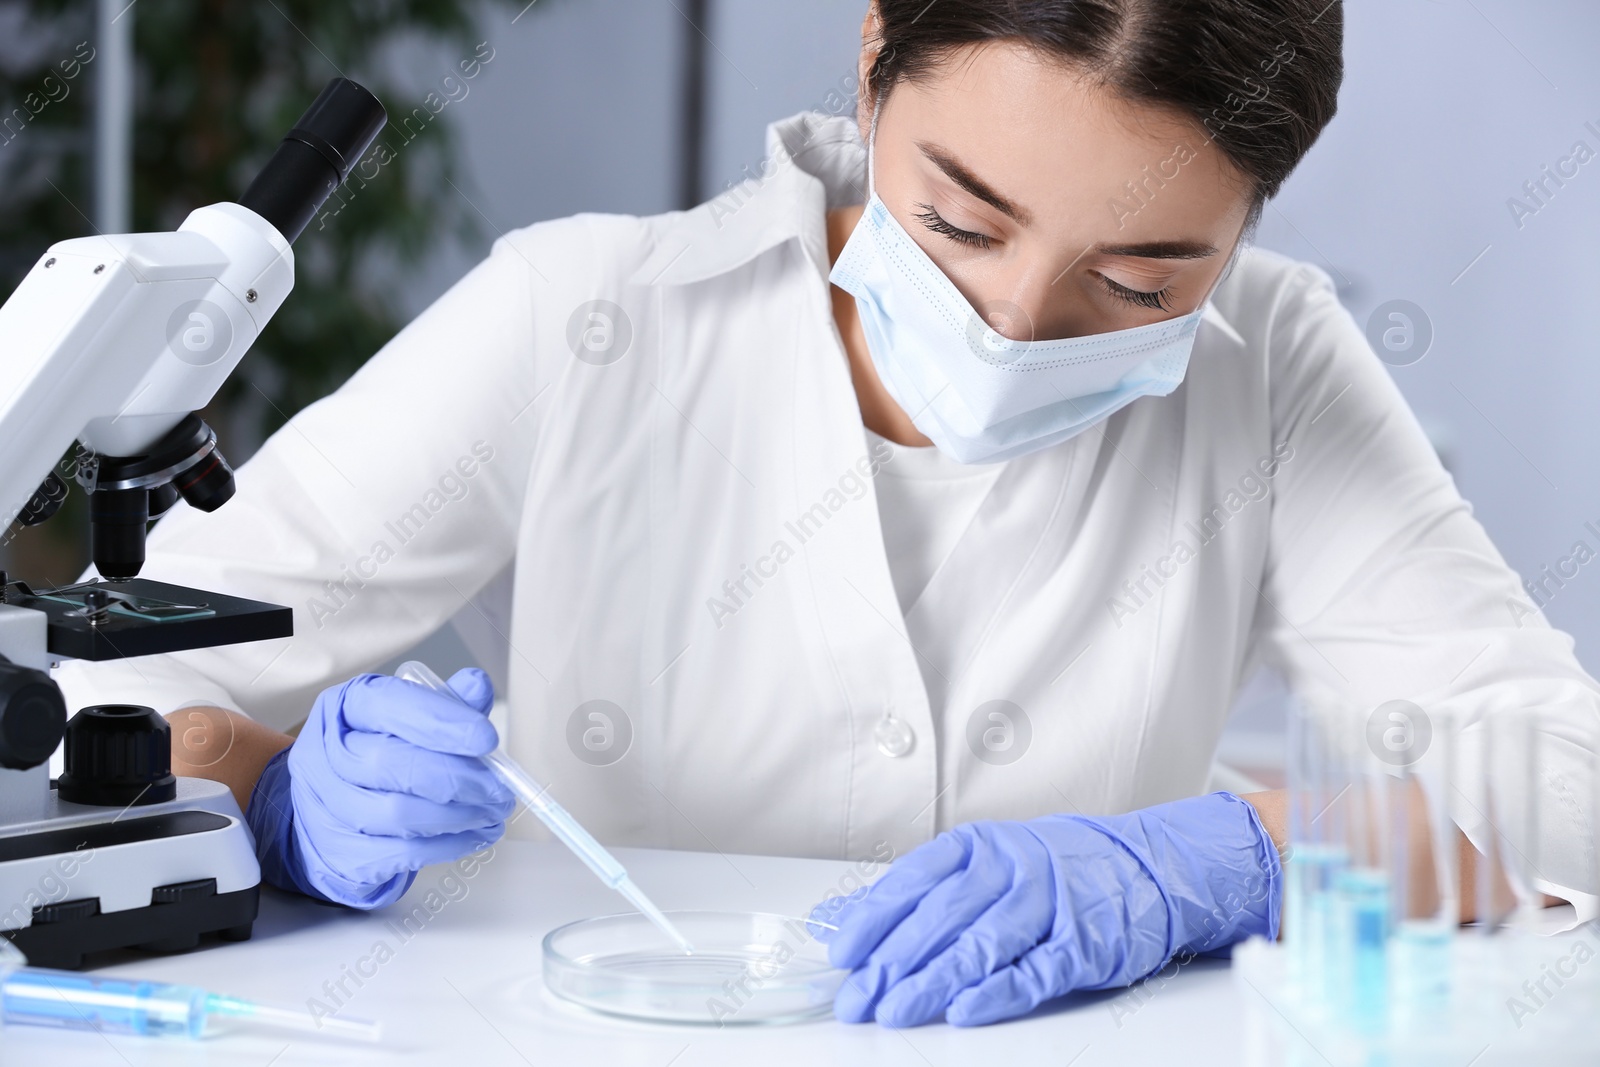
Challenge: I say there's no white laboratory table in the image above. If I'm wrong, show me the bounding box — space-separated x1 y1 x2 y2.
0 840 1256 1066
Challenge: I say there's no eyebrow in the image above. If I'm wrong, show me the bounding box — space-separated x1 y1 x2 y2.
1093 240 1219 260
916 142 1219 262
917 142 1033 226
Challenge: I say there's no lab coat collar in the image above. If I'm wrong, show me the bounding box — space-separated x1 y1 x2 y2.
627 111 1251 348
1201 302 1246 348
629 112 866 288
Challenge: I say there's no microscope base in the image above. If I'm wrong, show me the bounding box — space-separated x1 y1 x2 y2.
5 879 259 971
0 777 262 970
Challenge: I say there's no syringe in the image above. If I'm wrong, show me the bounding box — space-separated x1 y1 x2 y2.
0 943 379 1040
394 662 695 955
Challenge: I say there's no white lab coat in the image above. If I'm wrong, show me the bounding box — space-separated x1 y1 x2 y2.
56 113 1598 903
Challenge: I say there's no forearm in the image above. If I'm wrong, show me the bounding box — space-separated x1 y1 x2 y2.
165 705 293 812
1241 787 1533 926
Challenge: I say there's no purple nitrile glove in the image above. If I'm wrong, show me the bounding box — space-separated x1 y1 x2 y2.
811 792 1282 1027
246 669 514 909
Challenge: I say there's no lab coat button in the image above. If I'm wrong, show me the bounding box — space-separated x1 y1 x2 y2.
874 716 915 758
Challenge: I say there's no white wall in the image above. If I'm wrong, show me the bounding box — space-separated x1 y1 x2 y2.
395 0 689 314
698 0 869 193
1252 0 1600 670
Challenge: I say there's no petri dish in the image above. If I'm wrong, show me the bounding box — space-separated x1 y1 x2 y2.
542 911 844 1026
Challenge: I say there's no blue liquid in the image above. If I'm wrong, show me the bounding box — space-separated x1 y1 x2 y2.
1391 921 1452 1022
1286 843 1348 1009
1 971 206 1037
1334 868 1390 1032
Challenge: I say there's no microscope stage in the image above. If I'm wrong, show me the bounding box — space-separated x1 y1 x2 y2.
8 578 292 661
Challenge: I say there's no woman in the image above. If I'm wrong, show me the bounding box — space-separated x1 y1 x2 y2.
59 0 1598 1028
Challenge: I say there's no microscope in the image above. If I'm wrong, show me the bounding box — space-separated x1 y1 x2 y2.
0 79 385 968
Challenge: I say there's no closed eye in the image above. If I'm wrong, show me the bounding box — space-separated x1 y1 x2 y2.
913 204 993 250
1098 273 1173 312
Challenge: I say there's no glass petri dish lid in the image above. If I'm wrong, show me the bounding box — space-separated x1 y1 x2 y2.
543 910 845 1026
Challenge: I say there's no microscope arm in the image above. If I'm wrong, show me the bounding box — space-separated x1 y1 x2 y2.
0 204 292 526
0 78 386 580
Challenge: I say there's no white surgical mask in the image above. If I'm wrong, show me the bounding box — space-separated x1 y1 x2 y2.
830 111 1234 465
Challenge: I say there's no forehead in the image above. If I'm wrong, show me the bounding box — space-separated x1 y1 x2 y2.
884 40 1253 234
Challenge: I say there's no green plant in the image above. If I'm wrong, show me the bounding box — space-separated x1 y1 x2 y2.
2 0 524 429
0 0 521 581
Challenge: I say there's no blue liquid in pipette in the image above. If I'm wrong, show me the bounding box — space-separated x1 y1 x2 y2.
1 970 205 1037
0 969 379 1040
396 663 695 954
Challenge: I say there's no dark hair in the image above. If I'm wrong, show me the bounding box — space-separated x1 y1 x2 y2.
867 0 1343 211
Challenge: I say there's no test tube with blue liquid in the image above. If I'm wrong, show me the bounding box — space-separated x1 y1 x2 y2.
1286 698 1350 1013
393 662 695 955
1389 709 1457 1026
1333 758 1392 1033
1287 698 1401 1031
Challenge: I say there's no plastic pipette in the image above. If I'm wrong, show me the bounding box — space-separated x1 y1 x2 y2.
394 662 695 954
0 949 378 1041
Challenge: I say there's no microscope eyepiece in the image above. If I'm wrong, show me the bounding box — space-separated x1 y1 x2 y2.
238 78 387 245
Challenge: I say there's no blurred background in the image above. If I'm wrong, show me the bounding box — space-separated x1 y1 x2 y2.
1 0 1595 775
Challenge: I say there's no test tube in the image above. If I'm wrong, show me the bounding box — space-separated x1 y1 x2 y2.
1285 696 1351 1015
1592 710 1600 914
1390 708 1457 1025
1476 709 1543 932
1284 696 1317 999
1498 710 1544 925
1335 747 1392 1033
1453 713 1498 935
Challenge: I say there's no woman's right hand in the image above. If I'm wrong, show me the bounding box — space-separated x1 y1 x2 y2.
245 669 515 909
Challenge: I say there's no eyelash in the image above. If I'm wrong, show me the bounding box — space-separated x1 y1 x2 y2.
913 204 992 249
912 204 1175 312
1099 274 1173 312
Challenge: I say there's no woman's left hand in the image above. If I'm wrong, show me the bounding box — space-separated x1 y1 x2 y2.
812 792 1282 1027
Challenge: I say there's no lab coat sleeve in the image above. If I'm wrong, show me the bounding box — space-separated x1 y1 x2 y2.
1255 262 1599 912
53 231 552 732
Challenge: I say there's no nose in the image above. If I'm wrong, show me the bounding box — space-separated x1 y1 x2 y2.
948 252 1110 343
969 273 1069 343
977 300 1036 341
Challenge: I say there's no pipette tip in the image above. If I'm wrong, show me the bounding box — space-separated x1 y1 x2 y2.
618 879 696 955
207 995 382 1041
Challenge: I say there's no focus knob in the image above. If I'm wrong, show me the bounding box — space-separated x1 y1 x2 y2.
57 705 177 806
0 662 67 770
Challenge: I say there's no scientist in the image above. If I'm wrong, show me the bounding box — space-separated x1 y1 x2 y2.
58 0 1599 1029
